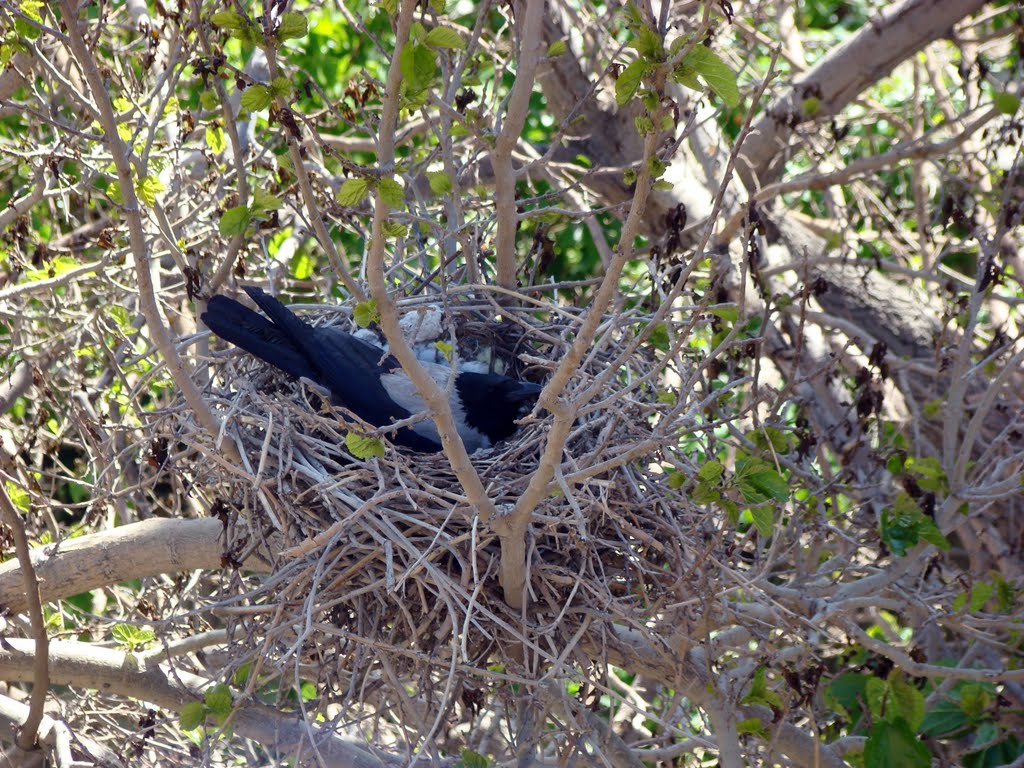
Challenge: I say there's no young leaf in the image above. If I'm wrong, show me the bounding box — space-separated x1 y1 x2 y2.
547 40 567 57
697 460 724 482
682 46 740 108
399 42 437 91
219 205 251 237
424 26 466 50
427 171 452 195
205 125 225 154
210 11 247 30
863 720 931 768
277 12 308 41
290 250 315 280
204 683 233 722
240 85 273 112
382 221 409 237
353 299 379 328
346 432 386 459
136 176 165 206
337 178 370 207
615 59 648 106
741 667 784 710
179 701 206 731
749 507 774 538
252 189 282 213
379 177 405 208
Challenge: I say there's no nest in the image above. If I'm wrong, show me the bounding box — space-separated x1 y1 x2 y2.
176 288 705 752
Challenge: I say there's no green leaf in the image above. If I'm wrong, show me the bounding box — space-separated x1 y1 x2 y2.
958 682 994 718
741 667 784 710
736 717 769 739
802 96 821 116
136 176 165 206
252 189 282 214
434 340 453 360
270 76 291 98
399 42 437 92
337 178 370 207
749 507 774 538
863 720 931 768
15 1 42 40
111 623 155 651
889 676 925 731
880 492 950 556
378 177 405 208
697 460 724 482
749 426 791 454
290 250 315 280
632 26 663 60
346 432 386 459
633 113 655 136
458 750 489 768
205 125 225 154
667 471 686 490
692 481 720 504
240 85 273 112
277 12 308 41
825 672 870 722
219 205 251 237
379 0 397 15
615 59 649 106
200 89 220 110
353 299 379 328
954 582 993 613
655 390 675 404
905 455 945 482
547 40 567 57
672 64 702 91
179 701 206 731
920 698 970 738
917 518 950 551
382 221 409 237
681 46 740 108
204 683 233 722
210 11 247 30
424 26 466 50
647 322 669 351
736 458 789 503
993 90 1019 115
427 171 453 195
19 0 43 21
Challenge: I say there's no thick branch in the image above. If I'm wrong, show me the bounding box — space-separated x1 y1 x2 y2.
0 638 396 768
0 518 269 614
736 0 989 188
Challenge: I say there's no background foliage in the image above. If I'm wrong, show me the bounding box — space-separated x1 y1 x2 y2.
0 0 1022 766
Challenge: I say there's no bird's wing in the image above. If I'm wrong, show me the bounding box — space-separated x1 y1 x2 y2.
239 289 442 451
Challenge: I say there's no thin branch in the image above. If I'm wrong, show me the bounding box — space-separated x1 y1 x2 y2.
493 0 545 289
364 0 498 525
56 0 239 462
0 483 49 752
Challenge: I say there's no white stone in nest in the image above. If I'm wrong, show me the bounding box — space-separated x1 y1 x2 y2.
353 328 384 349
400 306 444 344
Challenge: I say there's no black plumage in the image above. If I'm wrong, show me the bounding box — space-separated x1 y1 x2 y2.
201 287 542 452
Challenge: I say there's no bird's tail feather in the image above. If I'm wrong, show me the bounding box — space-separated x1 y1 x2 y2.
201 294 315 381
242 287 319 349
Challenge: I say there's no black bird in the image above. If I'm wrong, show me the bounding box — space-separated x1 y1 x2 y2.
201 287 542 453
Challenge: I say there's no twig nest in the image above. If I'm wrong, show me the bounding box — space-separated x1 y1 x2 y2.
180 290 699 737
